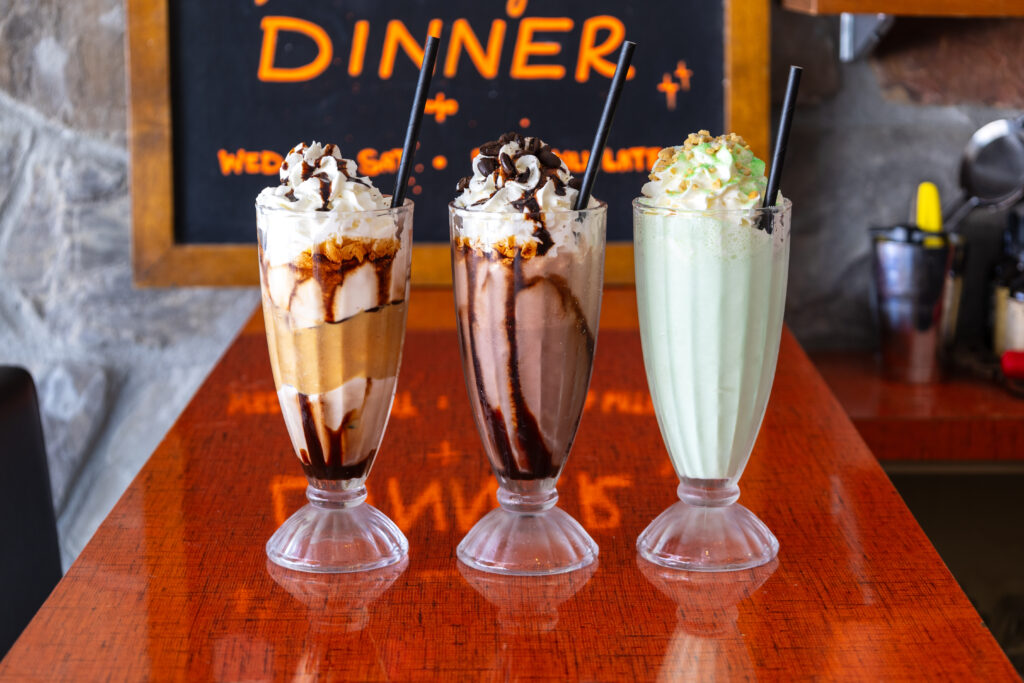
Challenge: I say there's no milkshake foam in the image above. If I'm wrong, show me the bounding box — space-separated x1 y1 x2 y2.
634 131 789 482
257 142 411 482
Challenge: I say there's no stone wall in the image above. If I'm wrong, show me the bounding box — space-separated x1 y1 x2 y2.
0 1 257 568
0 3 1020 569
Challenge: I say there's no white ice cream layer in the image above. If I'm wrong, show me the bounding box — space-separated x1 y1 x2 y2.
277 376 397 467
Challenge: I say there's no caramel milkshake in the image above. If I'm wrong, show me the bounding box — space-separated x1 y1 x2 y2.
257 142 412 485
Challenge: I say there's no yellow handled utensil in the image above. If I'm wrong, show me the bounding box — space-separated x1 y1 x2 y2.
916 181 944 248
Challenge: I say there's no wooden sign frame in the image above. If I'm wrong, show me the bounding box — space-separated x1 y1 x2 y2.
127 0 768 287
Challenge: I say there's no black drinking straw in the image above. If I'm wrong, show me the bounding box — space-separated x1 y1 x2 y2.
391 34 441 208
574 41 636 210
761 65 803 233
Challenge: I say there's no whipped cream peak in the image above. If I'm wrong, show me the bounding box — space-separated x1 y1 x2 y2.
454 131 584 215
257 141 389 213
641 130 768 211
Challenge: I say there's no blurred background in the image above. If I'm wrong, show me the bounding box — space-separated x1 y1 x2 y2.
0 2 1021 576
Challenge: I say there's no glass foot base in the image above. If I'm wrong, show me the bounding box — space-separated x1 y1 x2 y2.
637 500 778 572
457 505 598 576
266 499 408 574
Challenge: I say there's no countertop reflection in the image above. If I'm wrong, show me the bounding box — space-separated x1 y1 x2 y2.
0 300 1015 680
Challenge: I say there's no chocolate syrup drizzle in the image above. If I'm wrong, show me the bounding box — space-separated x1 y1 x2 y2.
297 379 375 480
460 244 595 481
458 132 573 256
298 249 396 322
259 241 398 324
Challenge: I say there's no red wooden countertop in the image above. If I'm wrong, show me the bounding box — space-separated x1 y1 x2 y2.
812 351 1024 462
2 290 1015 681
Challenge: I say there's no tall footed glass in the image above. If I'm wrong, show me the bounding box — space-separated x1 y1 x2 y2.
633 199 791 571
450 203 606 575
257 200 413 573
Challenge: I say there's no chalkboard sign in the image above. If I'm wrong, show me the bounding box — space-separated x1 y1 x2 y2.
128 0 768 286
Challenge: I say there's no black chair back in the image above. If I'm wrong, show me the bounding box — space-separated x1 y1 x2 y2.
0 367 62 656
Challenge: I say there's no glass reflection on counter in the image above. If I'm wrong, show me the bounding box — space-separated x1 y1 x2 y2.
458 561 597 680
638 557 777 680
262 557 408 679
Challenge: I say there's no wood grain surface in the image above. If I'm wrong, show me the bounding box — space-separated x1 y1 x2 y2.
782 0 1024 16
813 351 1024 462
1 291 1015 681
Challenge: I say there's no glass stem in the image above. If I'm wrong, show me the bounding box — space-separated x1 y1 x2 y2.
677 481 740 507
306 484 367 510
497 487 558 514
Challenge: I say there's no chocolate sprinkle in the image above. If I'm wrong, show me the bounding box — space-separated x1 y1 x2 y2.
479 140 503 156
477 157 498 176
499 152 516 176
537 148 561 169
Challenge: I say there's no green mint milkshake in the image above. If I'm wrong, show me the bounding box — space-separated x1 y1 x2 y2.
634 131 791 572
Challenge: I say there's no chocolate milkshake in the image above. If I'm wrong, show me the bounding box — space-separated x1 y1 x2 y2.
450 132 605 575
257 142 412 486
451 132 604 489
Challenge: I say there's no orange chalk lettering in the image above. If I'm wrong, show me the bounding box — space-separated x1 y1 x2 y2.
646 147 661 170
510 17 573 80
261 150 283 175
505 0 528 19
387 477 447 531
348 20 370 77
444 19 506 79
578 473 631 529
244 151 261 174
217 149 246 175
674 60 693 91
391 390 419 417
270 475 307 526
258 16 333 83
576 15 633 83
629 147 649 172
426 440 462 465
658 72 680 110
379 19 444 79
226 392 249 415
600 148 616 173
451 478 498 532
424 92 459 123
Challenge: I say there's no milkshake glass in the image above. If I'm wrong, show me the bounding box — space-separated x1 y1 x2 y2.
257 142 412 573
448 131 605 575
633 198 791 571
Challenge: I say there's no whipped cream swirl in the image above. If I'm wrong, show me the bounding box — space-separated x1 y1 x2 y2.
257 142 389 212
256 142 398 268
641 131 768 211
454 132 584 215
